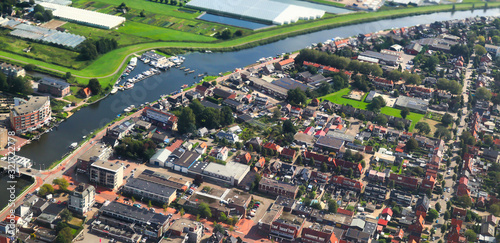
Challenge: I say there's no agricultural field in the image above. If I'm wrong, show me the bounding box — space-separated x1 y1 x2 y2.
320 88 424 131
71 0 245 37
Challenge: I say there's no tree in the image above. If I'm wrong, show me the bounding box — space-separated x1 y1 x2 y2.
148 200 152 208
60 209 73 222
474 44 487 56
219 212 227 222
444 211 451 220
272 108 281 120
140 10 145 17
441 113 454 126
435 202 441 212
180 207 185 216
400 108 410 119
282 120 297 134
456 195 472 208
52 178 69 190
415 122 431 135
65 72 72 80
395 121 405 131
427 209 439 221
374 114 388 125
87 78 102 95
406 138 418 152
56 227 73 243
434 126 451 140
441 224 447 234
213 222 226 234
476 87 492 101
368 96 386 111
287 88 307 107
218 29 232 40
464 229 477 241
347 168 353 178
328 200 338 213
198 203 212 218
220 106 234 126
38 184 54 196
177 107 196 134
321 162 328 172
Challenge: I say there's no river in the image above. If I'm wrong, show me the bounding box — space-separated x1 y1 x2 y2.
17 9 500 168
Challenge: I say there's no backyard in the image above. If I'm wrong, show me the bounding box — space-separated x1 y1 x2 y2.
320 88 425 131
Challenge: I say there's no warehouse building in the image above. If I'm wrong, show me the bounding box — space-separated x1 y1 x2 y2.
39 2 126 29
187 0 325 25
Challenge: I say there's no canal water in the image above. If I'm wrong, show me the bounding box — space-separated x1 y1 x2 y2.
17 9 500 168
0 175 34 213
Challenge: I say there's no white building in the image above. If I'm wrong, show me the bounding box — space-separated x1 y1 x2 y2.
89 160 124 190
202 162 250 186
68 184 95 214
150 149 172 167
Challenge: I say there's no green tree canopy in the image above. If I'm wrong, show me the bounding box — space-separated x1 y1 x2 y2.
286 88 307 107
415 122 431 135
475 87 492 101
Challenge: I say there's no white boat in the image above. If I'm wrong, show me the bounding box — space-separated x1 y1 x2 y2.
130 57 138 66
69 142 77 149
111 87 118 94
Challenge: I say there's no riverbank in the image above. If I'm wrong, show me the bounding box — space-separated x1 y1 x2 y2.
0 2 499 83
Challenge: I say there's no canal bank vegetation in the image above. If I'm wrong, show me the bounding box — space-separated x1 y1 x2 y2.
1 1 499 82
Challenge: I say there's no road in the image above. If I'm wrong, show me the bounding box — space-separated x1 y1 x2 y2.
0 107 144 222
429 54 477 241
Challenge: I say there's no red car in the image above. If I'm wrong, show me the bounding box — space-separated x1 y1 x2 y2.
57 201 61 204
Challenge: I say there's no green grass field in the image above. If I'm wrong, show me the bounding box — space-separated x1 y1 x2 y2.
116 22 216 42
320 88 424 131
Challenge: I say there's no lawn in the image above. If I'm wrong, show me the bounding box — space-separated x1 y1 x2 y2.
391 165 402 174
320 88 425 131
116 22 216 42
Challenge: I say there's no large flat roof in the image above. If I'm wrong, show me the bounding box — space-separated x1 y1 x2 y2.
203 162 250 180
11 96 49 116
187 0 324 25
101 201 170 225
40 2 126 29
124 178 177 197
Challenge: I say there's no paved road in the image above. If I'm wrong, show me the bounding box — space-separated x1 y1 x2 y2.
0 108 144 222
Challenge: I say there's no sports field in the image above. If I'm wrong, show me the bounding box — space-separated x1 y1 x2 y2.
320 88 424 131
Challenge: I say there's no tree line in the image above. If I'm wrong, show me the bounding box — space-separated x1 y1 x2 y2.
78 38 118 60
294 49 383 77
33 4 53 22
177 99 234 134
0 72 33 95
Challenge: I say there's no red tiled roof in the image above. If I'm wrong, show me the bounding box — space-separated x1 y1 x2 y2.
337 208 354 217
382 208 393 216
378 219 389 226
278 58 295 66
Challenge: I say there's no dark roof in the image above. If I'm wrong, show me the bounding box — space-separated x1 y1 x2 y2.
124 178 177 196
100 201 170 225
42 203 65 216
169 149 200 168
271 78 309 92
223 98 242 107
416 195 430 211
213 88 234 99
200 100 222 110
316 136 344 149
39 77 70 90
237 114 253 122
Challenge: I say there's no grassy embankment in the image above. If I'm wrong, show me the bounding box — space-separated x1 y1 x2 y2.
0 0 497 86
319 88 425 131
